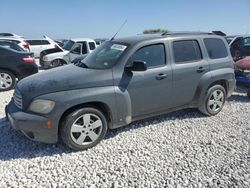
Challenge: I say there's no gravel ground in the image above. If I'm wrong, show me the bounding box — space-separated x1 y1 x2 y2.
0 86 249 187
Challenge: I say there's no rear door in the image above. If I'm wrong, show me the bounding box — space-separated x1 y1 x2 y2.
68 43 82 62
170 39 209 107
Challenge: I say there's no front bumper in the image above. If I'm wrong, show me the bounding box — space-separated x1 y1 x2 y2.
5 100 57 144
39 59 52 69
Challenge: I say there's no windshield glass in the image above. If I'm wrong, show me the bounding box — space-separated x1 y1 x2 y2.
63 40 75 51
79 41 128 69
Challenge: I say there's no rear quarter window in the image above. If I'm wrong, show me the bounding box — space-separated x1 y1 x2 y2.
204 38 228 59
41 40 50 45
27 40 43 45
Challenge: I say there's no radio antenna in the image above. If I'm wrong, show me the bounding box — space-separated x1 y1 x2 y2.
110 19 127 40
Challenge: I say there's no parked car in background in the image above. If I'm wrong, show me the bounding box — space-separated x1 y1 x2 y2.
0 33 23 38
6 32 235 150
40 38 97 68
0 37 30 52
26 38 57 58
54 39 68 47
225 35 250 60
94 38 108 46
0 40 25 51
0 46 38 91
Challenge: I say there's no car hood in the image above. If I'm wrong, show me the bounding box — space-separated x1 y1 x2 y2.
45 50 69 57
17 64 113 101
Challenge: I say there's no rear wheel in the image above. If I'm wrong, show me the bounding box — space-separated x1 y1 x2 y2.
199 85 226 116
0 70 16 92
60 107 108 150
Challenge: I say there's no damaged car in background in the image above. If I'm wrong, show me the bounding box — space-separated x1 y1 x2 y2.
40 37 97 69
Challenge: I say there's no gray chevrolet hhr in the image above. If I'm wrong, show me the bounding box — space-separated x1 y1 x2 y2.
6 32 236 150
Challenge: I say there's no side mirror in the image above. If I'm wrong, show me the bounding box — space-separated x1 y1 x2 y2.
125 61 147 72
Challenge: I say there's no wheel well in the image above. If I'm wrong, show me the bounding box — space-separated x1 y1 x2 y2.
0 68 17 79
58 102 112 132
53 59 67 65
208 80 228 94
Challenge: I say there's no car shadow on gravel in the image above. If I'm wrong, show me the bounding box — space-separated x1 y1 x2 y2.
0 86 248 161
0 109 203 161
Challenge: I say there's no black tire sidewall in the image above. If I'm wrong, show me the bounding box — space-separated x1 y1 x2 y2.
60 107 108 150
204 85 226 116
0 70 16 92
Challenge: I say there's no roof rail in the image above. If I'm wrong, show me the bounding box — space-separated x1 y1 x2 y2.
161 31 214 36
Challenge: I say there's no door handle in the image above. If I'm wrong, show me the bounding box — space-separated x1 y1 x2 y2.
156 73 168 80
197 67 206 73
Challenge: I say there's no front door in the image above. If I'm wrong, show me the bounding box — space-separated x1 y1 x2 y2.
123 43 173 117
69 43 82 61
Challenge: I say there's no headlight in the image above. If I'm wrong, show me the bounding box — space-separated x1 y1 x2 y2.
29 99 55 114
43 56 49 61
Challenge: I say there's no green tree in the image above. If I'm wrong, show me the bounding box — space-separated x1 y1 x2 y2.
143 29 169 34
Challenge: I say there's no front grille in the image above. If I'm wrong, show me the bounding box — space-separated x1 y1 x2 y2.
13 89 23 109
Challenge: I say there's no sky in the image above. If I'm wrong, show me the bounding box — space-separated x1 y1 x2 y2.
0 0 249 39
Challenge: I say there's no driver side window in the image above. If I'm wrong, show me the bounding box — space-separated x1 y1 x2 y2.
132 44 166 68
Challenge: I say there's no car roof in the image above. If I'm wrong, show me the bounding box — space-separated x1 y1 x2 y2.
0 37 23 41
113 32 220 45
26 39 49 41
71 38 95 42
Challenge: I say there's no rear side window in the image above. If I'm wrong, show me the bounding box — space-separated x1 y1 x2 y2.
173 40 202 63
41 40 50 45
27 40 43 45
132 44 165 68
204 38 228 59
89 42 96 50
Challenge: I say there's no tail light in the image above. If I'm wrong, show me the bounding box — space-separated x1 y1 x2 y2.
22 57 35 63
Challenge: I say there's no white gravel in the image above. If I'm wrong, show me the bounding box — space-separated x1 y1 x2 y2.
0 86 249 187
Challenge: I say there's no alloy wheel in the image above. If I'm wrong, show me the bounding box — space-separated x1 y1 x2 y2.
70 113 103 145
207 89 225 112
0 73 13 90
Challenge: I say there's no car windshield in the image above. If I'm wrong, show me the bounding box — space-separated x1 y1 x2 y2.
63 40 75 51
78 41 128 69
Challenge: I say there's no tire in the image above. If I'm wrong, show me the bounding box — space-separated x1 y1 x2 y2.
247 90 250 98
50 59 64 68
60 107 108 150
0 70 16 92
199 85 226 116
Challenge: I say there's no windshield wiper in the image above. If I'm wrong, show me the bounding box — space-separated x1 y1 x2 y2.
75 61 88 68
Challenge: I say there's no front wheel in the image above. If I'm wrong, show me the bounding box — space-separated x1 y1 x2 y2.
0 70 16 92
50 59 64 68
60 107 108 150
199 85 226 116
